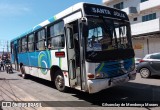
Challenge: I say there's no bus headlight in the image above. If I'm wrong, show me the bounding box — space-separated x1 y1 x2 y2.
88 72 107 79
95 72 105 79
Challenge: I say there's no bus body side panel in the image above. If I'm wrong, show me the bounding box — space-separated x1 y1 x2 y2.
26 49 69 83
50 48 69 86
28 52 38 67
28 50 51 80
28 52 39 77
50 49 68 70
37 50 52 81
18 53 29 66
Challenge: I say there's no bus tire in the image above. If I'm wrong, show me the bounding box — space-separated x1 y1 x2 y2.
54 70 66 92
20 66 27 79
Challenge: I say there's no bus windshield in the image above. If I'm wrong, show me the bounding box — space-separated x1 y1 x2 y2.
86 17 134 62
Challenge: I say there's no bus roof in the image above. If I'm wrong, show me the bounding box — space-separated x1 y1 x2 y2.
11 2 128 42
11 2 86 42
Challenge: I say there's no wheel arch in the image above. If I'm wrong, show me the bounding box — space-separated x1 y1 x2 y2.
50 65 63 81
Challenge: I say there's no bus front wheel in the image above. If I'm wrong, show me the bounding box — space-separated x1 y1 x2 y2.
54 70 66 92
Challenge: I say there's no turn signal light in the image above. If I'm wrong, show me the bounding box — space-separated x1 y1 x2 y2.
87 73 95 79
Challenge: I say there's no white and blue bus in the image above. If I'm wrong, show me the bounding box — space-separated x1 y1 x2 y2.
10 2 136 93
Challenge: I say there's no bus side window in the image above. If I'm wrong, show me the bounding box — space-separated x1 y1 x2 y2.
48 21 65 50
28 34 35 52
22 37 27 52
36 29 46 50
18 39 21 53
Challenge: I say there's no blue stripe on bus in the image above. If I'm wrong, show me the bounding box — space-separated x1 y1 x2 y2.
33 25 42 31
48 16 55 22
17 50 52 75
18 53 29 65
95 58 134 77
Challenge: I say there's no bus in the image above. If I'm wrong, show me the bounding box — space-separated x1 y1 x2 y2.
10 2 136 93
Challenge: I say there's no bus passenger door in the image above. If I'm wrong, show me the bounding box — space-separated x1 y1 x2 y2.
65 24 82 90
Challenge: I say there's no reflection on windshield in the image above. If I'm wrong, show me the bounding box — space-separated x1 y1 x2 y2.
86 18 132 52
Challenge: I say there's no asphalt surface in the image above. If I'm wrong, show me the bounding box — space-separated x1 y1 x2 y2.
0 70 160 110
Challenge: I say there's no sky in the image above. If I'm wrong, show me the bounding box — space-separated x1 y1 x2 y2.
0 0 102 51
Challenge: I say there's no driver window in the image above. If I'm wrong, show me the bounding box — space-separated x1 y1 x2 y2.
88 27 102 50
87 26 113 51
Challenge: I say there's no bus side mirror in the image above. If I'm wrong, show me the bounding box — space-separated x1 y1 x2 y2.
81 17 87 23
80 17 88 38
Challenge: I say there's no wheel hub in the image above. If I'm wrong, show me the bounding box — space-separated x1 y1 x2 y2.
56 75 64 89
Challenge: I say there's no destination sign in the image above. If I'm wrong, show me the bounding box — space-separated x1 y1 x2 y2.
83 3 129 21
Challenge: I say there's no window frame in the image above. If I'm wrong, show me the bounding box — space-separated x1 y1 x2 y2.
27 33 35 52
150 54 160 60
17 39 22 53
47 20 65 50
21 36 28 53
35 28 46 51
133 17 137 21
113 2 124 10
142 13 156 22
141 0 148 3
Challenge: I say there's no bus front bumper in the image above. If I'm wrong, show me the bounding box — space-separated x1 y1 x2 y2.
87 70 136 93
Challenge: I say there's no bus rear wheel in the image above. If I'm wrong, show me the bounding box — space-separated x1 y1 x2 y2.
20 66 27 79
54 70 66 92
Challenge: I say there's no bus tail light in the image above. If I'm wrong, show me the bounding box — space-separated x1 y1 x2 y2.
55 51 65 57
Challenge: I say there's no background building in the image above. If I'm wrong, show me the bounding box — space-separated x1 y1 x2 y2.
0 39 10 60
103 0 160 58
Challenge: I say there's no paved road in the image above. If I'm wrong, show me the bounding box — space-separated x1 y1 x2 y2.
0 70 160 110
